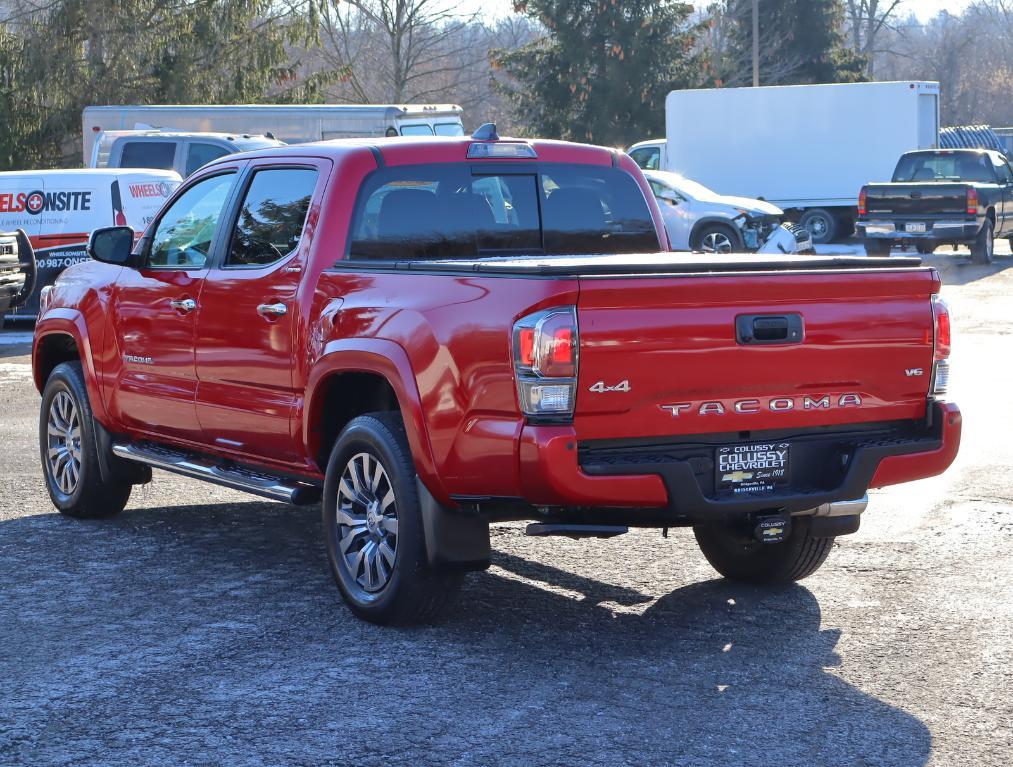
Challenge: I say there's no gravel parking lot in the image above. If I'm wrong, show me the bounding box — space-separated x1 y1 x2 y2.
1 248 1011 767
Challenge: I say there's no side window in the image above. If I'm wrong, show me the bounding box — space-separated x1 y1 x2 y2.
630 147 660 171
186 143 231 176
399 124 435 136
226 168 318 267
119 141 176 170
148 174 236 268
992 156 1013 184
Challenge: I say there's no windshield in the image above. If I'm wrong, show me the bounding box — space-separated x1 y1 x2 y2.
893 152 996 183
649 172 715 201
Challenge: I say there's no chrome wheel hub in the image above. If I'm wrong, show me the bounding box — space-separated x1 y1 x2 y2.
47 390 81 496
336 452 398 593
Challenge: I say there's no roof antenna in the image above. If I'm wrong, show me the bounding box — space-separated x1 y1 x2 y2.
471 123 499 141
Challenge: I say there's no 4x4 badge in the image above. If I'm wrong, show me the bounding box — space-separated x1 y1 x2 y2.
589 379 630 393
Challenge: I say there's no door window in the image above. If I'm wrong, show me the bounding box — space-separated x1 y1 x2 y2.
629 147 660 170
119 141 176 170
186 143 231 176
147 174 236 268
226 168 318 267
991 155 1013 184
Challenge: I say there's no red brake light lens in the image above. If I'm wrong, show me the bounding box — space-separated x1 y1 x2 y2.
518 327 535 367
512 307 579 417
932 295 950 360
535 313 576 377
966 187 979 215
858 187 867 216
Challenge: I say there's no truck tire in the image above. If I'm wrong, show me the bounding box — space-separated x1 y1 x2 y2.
691 223 740 254
864 238 891 256
693 517 835 584
971 217 994 264
916 240 937 255
799 208 838 244
322 412 463 624
39 361 132 518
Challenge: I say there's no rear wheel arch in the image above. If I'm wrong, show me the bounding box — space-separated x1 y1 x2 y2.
304 344 447 502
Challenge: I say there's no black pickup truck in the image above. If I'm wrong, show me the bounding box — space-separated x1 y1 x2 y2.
857 149 1013 263
0 230 35 328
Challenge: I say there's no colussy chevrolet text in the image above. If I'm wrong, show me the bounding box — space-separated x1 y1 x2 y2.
32 126 961 624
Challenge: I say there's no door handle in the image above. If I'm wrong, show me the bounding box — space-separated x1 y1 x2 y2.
257 302 287 317
169 297 197 313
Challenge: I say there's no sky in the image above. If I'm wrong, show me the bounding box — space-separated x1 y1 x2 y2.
459 0 975 23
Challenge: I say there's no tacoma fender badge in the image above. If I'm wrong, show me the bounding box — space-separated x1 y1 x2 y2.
123 354 153 365
589 379 630 393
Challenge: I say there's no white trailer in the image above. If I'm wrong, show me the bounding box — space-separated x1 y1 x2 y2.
82 104 465 164
664 81 940 242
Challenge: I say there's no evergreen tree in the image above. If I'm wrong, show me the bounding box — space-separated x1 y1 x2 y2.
0 0 327 170
493 1 701 145
719 0 865 86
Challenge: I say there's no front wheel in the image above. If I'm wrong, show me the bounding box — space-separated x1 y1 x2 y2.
694 517 835 584
322 412 462 624
971 218 994 264
691 223 740 254
39 362 131 518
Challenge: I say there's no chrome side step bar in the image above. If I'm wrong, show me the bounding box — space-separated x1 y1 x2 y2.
112 442 321 505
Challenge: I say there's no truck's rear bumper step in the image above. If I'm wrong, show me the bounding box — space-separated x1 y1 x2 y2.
111 442 321 505
525 523 628 539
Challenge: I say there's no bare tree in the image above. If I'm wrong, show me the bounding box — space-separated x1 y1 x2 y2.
844 0 907 77
319 0 486 104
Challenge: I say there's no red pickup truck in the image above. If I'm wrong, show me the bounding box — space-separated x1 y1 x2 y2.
33 127 961 624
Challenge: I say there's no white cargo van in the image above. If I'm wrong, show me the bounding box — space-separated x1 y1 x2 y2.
1 168 181 318
660 81 941 242
82 103 466 163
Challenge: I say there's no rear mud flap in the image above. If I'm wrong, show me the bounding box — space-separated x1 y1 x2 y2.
417 479 490 572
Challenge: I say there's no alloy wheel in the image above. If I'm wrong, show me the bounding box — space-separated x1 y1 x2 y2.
47 390 81 495
336 452 399 593
702 231 733 253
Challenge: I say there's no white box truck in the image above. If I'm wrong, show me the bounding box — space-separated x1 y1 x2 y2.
82 104 465 165
663 81 940 242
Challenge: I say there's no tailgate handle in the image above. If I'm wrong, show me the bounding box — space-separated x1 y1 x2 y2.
736 314 804 345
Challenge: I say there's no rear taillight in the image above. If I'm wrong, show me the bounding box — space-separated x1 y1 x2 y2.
858 187 867 216
512 307 578 417
931 294 951 397
966 187 979 215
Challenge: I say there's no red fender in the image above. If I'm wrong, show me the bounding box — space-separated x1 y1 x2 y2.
33 308 109 423
303 338 450 505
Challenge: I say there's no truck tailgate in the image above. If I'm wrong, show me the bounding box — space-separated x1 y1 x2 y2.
574 268 938 442
865 182 968 215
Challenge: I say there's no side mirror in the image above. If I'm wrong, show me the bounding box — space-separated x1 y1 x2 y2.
88 226 135 266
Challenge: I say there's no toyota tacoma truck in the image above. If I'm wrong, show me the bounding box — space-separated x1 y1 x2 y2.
857 148 1013 263
33 126 961 624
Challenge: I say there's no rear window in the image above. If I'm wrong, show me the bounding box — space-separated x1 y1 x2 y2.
119 141 176 170
347 163 659 261
893 152 996 183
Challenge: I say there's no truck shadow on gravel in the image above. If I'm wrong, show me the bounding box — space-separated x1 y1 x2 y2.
0 502 931 767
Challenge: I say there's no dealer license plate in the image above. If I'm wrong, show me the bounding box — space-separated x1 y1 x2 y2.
716 442 791 493
905 222 927 233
